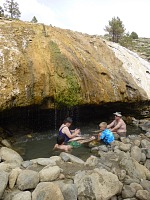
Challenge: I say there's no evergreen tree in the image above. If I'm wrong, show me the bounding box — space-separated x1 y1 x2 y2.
104 17 125 43
3 0 21 19
31 16 38 23
0 6 4 17
130 32 138 39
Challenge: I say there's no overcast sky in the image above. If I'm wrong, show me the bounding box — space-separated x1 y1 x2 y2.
0 0 150 37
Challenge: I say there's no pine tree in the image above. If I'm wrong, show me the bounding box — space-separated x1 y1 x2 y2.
104 17 125 43
0 6 4 17
31 16 38 23
3 0 21 19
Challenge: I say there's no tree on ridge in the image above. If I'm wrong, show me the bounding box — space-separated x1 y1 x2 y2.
104 17 125 43
0 6 4 17
31 16 38 23
3 0 21 19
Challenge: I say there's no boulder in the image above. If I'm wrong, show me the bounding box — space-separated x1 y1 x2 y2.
140 180 150 192
121 185 136 198
130 146 142 162
32 182 64 200
0 161 21 172
39 165 61 182
17 170 39 190
0 170 9 199
119 143 131 152
9 167 22 189
0 147 23 164
84 155 98 167
60 152 84 164
74 168 123 200
135 190 150 200
12 191 31 200
141 139 150 149
130 182 143 192
54 181 78 200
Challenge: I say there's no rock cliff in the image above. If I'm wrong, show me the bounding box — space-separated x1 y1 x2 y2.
0 19 149 111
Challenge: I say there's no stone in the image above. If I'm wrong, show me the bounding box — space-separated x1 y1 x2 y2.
0 170 9 199
119 143 131 152
49 156 62 163
98 145 108 152
121 185 136 198
141 153 146 162
17 170 39 190
146 149 150 158
130 146 142 162
12 191 31 200
141 139 150 149
1 139 12 148
21 161 33 168
32 182 64 200
39 165 61 182
60 152 84 164
2 188 21 200
133 139 141 147
140 180 150 192
145 132 150 138
0 147 23 164
130 182 143 192
37 158 56 166
74 168 123 200
0 161 21 172
54 182 78 200
145 159 150 170
84 155 98 167
135 190 150 200
9 167 22 189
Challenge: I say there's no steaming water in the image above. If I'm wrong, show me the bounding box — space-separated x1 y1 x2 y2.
13 123 142 161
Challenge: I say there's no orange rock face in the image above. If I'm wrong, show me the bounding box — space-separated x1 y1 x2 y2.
0 20 148 111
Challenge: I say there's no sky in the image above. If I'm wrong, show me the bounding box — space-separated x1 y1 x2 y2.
0 0 150 38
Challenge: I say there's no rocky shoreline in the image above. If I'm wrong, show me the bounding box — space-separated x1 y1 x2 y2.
0 119 150 200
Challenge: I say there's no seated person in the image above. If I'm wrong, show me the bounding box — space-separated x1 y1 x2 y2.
98 122 114 145
58 117 81 143
53 135 72 152
107 112 126 137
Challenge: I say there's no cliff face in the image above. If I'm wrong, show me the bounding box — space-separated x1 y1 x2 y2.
0 19 149 111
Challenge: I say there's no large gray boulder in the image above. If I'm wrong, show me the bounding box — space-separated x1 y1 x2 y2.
39 165 61 182
74 168 123 200
0 161 21 172
32 182 64 200
0 170 9 199
12 191 31 200
130 146 142 162
9 167 22 189
16 170 39 190
54 180 77 200
0 147 23 164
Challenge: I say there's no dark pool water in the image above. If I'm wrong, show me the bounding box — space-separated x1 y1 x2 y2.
13 124 143 161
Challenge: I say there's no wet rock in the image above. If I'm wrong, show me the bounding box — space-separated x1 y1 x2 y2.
39 165 61 182
0 171 9 199
121 185 136 198
74 168 123 200
17 170 39 190
32 182 64 200
130 146 142 162
135 190 150 200
12 191 31 200
60 152 84 164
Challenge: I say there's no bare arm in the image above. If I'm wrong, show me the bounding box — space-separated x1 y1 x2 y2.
110 121 121 132
107 120 115 129
63 127 80 139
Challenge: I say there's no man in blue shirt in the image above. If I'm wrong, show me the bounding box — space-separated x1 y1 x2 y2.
98 122 114 145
